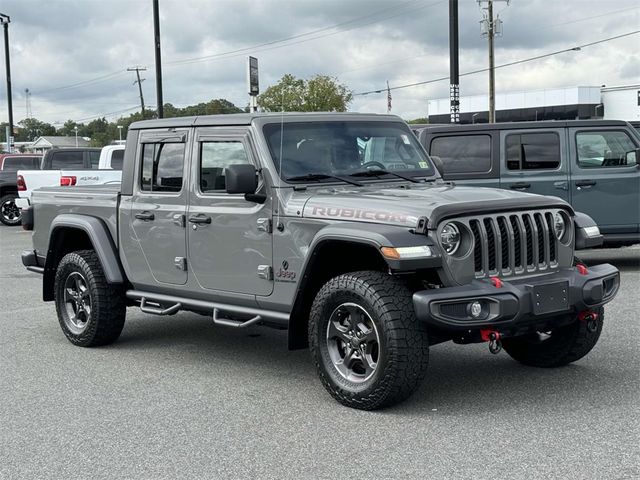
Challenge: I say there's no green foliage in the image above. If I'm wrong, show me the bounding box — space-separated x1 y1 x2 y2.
406 118 429 124
13 118 56 141
258 74 352 113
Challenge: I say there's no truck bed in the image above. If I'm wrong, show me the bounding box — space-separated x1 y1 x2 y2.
31 184 121 253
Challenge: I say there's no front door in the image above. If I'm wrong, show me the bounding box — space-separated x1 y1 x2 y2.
500 129 570 202
187 128 273 296
129 130 189 285
568 127 640 234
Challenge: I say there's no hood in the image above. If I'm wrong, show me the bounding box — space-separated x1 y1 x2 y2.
293 183 571 229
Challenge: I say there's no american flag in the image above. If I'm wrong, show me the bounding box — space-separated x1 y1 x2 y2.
386 81 392 113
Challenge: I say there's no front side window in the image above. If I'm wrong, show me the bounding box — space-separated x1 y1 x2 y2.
577 131 637 168
263 121 434 181
200 141 250 193
506 132 560 170
430 135 491 174
51 151 84 169
140 142 185 192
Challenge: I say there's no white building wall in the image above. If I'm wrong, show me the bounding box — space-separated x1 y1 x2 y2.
602 85 640 121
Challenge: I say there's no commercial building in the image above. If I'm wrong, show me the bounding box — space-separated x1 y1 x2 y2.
427 85 639 124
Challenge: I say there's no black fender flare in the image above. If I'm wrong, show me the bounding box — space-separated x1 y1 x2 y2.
573 211 603 250
46 214 125 284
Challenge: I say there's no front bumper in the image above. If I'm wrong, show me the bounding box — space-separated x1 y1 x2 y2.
413 264 619 332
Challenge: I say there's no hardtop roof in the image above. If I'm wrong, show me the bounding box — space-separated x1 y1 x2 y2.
416 119 633 134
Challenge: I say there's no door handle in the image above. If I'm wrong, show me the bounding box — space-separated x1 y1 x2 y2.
575 180 596 187
135 211 155 221
188 214 212 224
553 181 568 191
509 182 531 190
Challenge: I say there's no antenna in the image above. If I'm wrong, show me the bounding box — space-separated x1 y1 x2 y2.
25 88 32 118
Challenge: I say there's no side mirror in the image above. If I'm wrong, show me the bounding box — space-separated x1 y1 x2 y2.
430 155 445 177
625 148 639 166
225 164 257 195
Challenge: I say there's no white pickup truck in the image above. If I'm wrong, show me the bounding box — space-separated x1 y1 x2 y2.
15 145 124 209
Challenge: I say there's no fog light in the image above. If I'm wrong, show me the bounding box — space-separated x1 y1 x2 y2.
468 301 483 318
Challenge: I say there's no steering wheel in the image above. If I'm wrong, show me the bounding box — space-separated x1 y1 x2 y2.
361 161 386 170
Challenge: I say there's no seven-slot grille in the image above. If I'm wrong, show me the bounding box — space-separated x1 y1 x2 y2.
466 210 560 278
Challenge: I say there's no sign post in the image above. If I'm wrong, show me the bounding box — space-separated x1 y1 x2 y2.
247 56 259 113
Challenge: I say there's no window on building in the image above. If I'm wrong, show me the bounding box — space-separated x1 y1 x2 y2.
430 135 492 174
576 131 637 168
200 141 251 193
506 133 560 170
140 142 185 192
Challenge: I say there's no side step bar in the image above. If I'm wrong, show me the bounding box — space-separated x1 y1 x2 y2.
126 290 289 327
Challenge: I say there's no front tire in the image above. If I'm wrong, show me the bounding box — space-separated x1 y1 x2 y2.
309 271 429 410
0 193 21 226
54 250 126 347
502 307 604 368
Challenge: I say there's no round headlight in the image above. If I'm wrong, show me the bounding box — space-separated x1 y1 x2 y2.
440 223 461 255
554 212 566 240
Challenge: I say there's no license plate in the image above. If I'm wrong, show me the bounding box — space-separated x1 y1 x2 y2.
532 281 570 315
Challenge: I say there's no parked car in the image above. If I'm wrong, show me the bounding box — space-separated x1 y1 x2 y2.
15 145 123 210
416 120 640 246
21 113 618 410
0 153 42 226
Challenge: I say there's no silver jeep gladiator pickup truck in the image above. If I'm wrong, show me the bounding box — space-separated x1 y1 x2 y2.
21 113 620 410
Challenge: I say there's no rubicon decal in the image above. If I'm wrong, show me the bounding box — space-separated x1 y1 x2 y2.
310 206 414 224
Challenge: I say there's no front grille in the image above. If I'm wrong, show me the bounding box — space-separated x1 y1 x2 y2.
464 210 560 278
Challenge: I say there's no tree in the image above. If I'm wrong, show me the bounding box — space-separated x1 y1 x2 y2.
14 118 56 141
258 74 352 112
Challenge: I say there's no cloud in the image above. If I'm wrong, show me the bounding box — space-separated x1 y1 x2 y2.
0 0 638 123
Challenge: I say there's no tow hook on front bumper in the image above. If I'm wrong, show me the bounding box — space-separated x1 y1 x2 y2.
481 329 502 354
579 310 599 333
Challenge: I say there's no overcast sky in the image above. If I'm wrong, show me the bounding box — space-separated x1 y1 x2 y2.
0 0 638 126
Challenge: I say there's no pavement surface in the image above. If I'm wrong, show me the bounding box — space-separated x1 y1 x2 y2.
1 225 639 479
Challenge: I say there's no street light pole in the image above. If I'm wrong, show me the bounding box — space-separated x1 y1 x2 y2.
117 125 123 142
0 13 14 152
74 126 78 147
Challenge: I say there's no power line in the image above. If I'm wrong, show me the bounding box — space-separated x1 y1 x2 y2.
354 30 640 96
33 70 128 95
165 0 445 67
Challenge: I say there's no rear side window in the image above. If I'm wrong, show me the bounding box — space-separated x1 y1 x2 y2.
140 143 185 192
200 141 250 193
50 151 84 169
89 151 101 169
430 135 491 174
110 149 124 170
1 156 40 171
506 133 560 170
576 131 637 168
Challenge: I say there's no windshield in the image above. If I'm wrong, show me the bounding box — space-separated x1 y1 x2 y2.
263 121 435 182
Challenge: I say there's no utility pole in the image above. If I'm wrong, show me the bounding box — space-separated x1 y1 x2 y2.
152 0 164 118
25 88 32 118
1 13 13 152
479 0 508 123
449 0 460 123
127 66 147 114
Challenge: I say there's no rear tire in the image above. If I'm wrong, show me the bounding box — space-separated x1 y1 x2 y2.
309 271 429 410
0 193 21 226
54 249 126 347
502 307 604 368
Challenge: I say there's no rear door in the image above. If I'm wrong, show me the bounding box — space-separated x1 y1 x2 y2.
187 127 273 296
427 132 499 187
499 129 570 201
568 127 640 234
128 130 189 286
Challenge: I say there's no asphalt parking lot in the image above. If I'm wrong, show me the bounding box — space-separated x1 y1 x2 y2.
1 225 638 479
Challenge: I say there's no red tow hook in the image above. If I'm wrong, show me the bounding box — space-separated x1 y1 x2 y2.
579 310 599 333
480 329 502 354
576 264 588 276
490 276 503 288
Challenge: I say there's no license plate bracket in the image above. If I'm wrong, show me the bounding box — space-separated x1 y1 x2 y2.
532 281 570 315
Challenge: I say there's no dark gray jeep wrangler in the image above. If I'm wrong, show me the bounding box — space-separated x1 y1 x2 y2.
21 113 619 409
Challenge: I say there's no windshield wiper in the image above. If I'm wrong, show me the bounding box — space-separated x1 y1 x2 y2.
285 173 363 187
349 168 423 183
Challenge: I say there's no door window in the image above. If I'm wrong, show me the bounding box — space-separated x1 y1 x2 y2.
199 141 250 193
576 131 637 168
51 151 84 169
430 135 491 173
140 143 185 192
506 132 560 170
